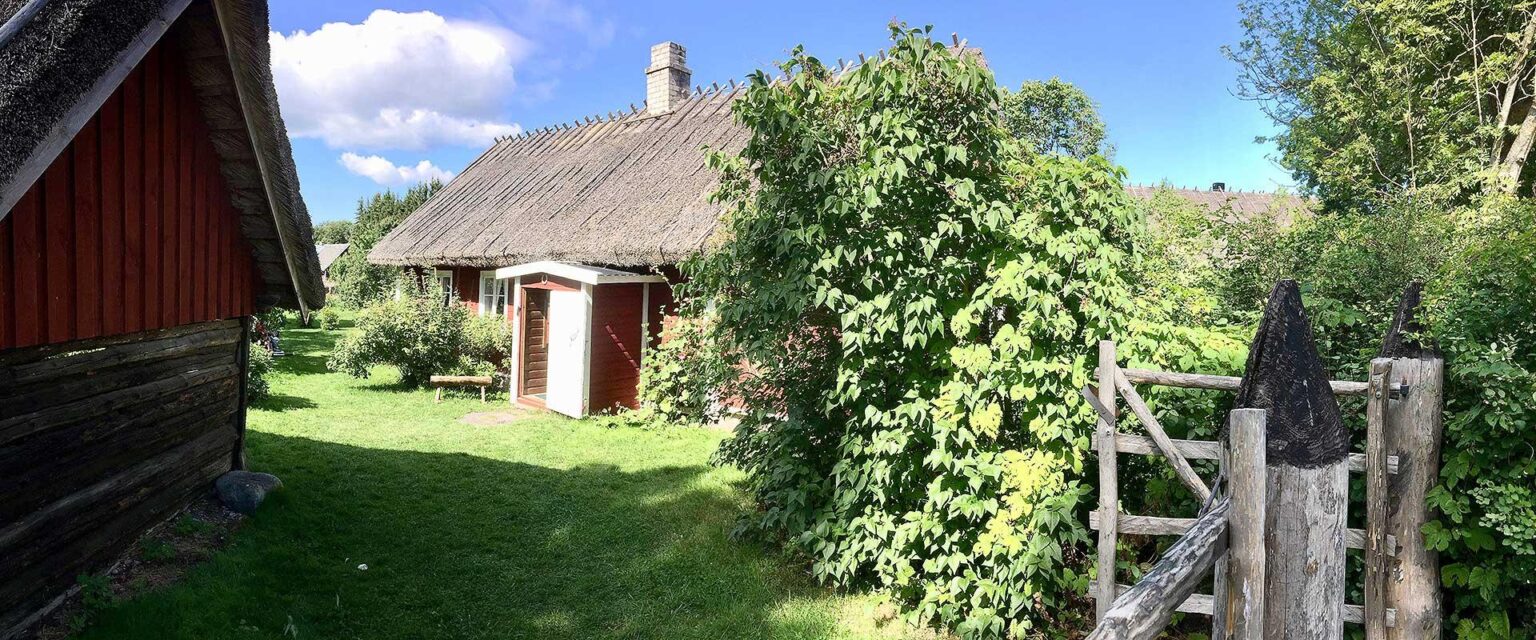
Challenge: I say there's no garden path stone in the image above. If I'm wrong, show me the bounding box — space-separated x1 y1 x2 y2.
215 471 283 515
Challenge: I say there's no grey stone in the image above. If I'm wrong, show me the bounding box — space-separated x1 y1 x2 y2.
215 471 283 515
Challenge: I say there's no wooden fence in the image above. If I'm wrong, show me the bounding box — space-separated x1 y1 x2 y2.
1084 340 1444 640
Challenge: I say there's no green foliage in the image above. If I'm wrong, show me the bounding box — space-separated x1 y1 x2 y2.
255 307 292 331
1000 78 1109 160
247 340 275 403
1228 0 1536 208
70 573 114 632
692 25 1144 636
328 281 506 388
139 540 177 563
316 307 342 331
313 220 354 245
1172 193 1536 634
328 181 443 307
634 316 732 427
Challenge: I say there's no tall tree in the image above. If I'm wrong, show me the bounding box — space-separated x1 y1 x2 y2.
328 180 443 306
1000 78 1110 159
1229 0 1536 207
313 220 354 244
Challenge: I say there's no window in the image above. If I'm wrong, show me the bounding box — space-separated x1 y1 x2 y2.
433 270 455 307
478 271 508 315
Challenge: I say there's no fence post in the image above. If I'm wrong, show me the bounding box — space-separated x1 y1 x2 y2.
1095 340 1119 623
1220 408 1266 640
1385 356 1444 639
1365 359 1395 637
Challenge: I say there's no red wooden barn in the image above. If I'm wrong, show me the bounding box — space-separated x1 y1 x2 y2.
0 0 323 635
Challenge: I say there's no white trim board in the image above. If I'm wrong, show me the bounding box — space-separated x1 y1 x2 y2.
494 261 666 286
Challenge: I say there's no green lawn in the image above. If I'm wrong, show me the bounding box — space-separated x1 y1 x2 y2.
76 321 909 640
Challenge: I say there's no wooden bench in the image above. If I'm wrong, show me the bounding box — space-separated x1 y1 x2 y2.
430 375 494 403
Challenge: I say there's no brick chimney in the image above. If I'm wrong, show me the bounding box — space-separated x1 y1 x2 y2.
645 42 690 115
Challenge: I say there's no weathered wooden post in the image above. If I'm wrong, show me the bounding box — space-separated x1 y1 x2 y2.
1236 281 1349 639
1219 408 1267 640
1379 283 1444 640
1095 340 1120 623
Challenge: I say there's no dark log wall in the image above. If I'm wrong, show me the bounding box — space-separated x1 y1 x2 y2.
0 39 258 352
0 319 244 636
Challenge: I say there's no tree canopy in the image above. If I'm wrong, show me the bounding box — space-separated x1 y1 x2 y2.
1229 0 1536 208
1001 78 1110 159
326 180 443 307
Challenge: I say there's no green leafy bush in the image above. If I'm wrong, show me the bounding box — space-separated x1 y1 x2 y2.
692 26 1148 636
317 307 342 331
632 316 732 426
328 281 507 388
246 341 274 403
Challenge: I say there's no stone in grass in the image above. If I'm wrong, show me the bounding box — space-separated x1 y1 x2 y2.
1233 279 1349 468
215 471 283 515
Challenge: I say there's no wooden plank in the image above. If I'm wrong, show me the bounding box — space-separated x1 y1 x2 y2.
1364 359 1394 638
233 317 249 470
1097 433 1399 475
122 64 145 334
1113 368 1211 501
191 137 207 322
0 215 10 347
142 46 163 329
160 44 179 329
1087 499 1230 640
1385 357 1445 640
1088 512 1395 556
74 118 103 339
1090 582 1395 628
44 156 75 343
1094 341 1119 623
1120 367 1403 398
177 74 195 326
430 375 495 387
1221 409 1266 640
11 187 44 347
100 91 126 337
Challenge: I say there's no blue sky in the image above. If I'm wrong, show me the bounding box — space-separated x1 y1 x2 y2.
269 0 1293 224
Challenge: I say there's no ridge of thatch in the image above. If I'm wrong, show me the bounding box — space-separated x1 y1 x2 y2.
0 0 324 312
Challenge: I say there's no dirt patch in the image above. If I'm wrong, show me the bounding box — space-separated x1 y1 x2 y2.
30 496 244 639
458 409 532 426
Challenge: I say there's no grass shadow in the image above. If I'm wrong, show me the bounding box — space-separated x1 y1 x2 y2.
77 432 852 640
250 394 318 412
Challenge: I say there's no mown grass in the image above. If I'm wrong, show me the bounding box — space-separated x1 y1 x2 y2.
75 319 913 640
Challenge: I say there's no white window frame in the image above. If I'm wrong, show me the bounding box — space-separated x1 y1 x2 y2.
433 269 455 307
478 271 508 316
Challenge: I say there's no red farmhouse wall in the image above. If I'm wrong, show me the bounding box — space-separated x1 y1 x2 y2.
0 43 257 351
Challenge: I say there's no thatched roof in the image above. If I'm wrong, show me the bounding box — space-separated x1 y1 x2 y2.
369 87 748 268
1126 184 1311 224
316 243 349 273
370 67 1307 269
0 0 324 312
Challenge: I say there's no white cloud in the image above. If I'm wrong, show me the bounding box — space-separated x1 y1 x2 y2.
271 10 529 150
340 153 456 186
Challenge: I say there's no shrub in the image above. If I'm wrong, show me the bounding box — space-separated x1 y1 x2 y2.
328 282 507 388
246 341 274 403
692 26 1146 636
317 307 342 331
633 316 731 426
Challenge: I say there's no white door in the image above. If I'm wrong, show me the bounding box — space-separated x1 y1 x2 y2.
544 287 591 417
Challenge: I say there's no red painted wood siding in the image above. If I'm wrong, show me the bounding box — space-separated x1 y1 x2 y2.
0 42 257 351
589 283 645 412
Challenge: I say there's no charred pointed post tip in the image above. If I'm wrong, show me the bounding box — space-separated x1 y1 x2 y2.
1380 281 1437 359
1235 280 1349 468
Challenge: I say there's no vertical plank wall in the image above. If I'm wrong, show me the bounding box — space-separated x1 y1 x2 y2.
589 283 645 412
0 36 261 638
0 40 257 352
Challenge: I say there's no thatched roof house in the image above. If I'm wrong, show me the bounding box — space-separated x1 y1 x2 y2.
1 0 325 313
368 40 1308 420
